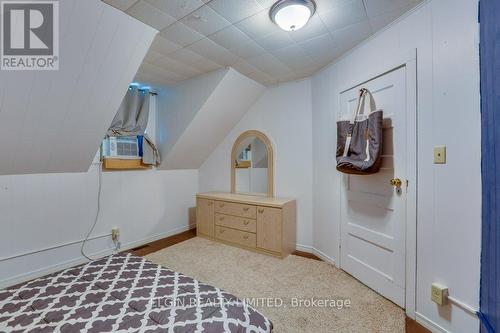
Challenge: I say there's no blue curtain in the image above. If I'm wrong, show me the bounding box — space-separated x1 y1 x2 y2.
480 0 500 332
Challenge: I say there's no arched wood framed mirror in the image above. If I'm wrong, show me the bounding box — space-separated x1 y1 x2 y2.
231 130 274 197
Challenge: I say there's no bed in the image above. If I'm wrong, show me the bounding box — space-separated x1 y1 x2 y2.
0 253 273 332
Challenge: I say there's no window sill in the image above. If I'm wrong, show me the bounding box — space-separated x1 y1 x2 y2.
102 158 152 171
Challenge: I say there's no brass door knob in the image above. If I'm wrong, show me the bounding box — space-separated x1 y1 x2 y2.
390 178 402 188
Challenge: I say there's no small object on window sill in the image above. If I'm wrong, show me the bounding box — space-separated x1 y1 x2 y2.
102 157 151 170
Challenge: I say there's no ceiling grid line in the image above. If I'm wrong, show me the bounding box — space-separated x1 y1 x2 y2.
102 0 423 86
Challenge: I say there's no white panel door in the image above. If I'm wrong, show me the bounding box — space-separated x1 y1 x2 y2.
339 67 407 307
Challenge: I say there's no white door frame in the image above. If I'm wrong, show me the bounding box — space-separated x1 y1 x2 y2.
337 49 417 318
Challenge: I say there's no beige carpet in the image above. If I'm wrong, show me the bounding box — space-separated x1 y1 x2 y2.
145 237 405 333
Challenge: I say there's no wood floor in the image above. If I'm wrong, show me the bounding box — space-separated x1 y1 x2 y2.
130 228 197 256
131 228 429 333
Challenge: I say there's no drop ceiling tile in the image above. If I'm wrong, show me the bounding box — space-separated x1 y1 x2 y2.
126 0 176 31
271 48 318 70
247 53 292 76
150 56 203 77
208 25 250 49
143 50 164 63
150 35 182 55
145 0 205 19
254 0 275 9
181 5 232 36
297 33 336 59
229 39 267 59
331 20 373 51
232 61 261 75
308 48 340 66
255 30 294 51
235 10 278 39
187 38 241 66
272 42 306 57
364 0 422 17
207 0 264 23
280 56 318 71
150 55 184 69
318 0 368 32
135 71 177 86
271 43 309 62
170 64 204 78
368 3 416 31
293 64 327 78
102 0 138 11
288 14 329 43
244 70 275 84
140 62 188 81
167 48 207 65
160 22 205 46
314 0 356 14
190 58 223 72
275 72 304 83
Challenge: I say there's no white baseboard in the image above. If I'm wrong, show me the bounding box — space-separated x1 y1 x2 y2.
295 244 336 266
295 244 313 253
0 224 196 289
312 247 336 266
119 224 196 253
416 312 450 333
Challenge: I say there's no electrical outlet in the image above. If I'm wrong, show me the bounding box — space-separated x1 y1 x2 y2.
431 282 448 305
434 146 446 164
111 228 120 242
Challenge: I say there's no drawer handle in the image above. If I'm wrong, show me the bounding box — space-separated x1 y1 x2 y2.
207 202 213 206
243 207 249 212
219 216 225 221
243 220 249 225
258 208 264 214
243 235 249 240
219 229 225 234
219 203 225 207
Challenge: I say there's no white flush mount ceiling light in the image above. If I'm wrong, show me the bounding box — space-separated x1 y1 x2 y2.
270 0 316 32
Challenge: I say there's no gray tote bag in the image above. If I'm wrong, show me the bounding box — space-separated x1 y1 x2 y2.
336 88 383 175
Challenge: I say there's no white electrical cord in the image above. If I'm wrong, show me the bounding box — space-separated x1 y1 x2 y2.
447 296 478 316
80 162 103 261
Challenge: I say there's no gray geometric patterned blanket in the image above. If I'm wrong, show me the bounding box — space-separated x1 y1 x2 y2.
0 253 273 332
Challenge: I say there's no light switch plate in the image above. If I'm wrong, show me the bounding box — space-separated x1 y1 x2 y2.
434 146 446 164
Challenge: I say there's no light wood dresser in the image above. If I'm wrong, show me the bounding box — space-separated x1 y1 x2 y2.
196 192 296 258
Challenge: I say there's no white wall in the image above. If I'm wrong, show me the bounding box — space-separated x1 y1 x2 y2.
0 0 156 175
159 68 265 170
0 95 199 288
199 79 314 248
311 0 481 332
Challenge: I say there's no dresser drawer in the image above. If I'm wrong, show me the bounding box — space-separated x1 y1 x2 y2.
215 226 256 248
214 201 256 219
215 213 256 233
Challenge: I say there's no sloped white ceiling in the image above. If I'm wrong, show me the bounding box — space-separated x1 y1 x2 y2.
104 0 423 86
0 0 157 175
157 67 265 169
